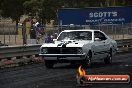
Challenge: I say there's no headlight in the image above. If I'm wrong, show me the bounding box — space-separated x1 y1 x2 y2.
41 48 48 54
77 48 83 54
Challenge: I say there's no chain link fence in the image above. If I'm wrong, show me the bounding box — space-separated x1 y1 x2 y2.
90 23 132 40
0 22 132 46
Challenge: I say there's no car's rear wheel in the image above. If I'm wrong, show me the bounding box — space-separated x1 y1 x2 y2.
45 60 54 68
104 49 112 64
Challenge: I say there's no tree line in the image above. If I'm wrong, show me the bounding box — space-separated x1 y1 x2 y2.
0 0 132 25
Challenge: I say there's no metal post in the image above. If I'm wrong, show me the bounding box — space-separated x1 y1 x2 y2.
3 24 5 45
15 26 17 44
122 22 124 39
9 26 10 45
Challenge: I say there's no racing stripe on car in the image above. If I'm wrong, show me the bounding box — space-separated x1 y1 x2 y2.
62 42 69 47
57 41 69 47
57 43 63 47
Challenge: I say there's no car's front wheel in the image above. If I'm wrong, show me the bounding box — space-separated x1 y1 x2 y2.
45 60 54 68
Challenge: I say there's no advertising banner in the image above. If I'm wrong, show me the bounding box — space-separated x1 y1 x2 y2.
58 6 132 25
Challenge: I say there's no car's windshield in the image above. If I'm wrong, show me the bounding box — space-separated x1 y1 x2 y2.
57 31 92 41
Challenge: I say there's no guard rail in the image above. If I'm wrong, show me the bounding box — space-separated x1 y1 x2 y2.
0 39 132 59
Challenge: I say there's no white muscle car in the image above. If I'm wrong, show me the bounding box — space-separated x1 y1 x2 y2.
39 29 117 68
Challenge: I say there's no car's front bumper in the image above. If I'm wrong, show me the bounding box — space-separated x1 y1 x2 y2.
39 53 86 60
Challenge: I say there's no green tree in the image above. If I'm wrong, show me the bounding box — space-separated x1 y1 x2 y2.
23 0 62 24
0 0 26 30
23 0 41 17
0 0 132 26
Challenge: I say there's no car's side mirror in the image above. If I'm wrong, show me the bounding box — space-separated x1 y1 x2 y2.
94 38 101 41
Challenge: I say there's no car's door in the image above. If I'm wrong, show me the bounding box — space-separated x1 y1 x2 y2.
98 32 110 52
92 31 109 59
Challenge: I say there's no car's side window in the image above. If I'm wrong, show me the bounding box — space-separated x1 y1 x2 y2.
94 31 107 41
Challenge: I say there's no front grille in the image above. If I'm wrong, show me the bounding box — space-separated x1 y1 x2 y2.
46 47 78 54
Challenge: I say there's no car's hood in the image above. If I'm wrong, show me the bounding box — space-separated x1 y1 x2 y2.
41 40 92 47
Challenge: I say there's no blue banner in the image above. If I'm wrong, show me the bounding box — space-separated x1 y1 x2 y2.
58 6 132 25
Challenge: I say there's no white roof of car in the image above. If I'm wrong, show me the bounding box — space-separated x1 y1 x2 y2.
62 29 100 32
